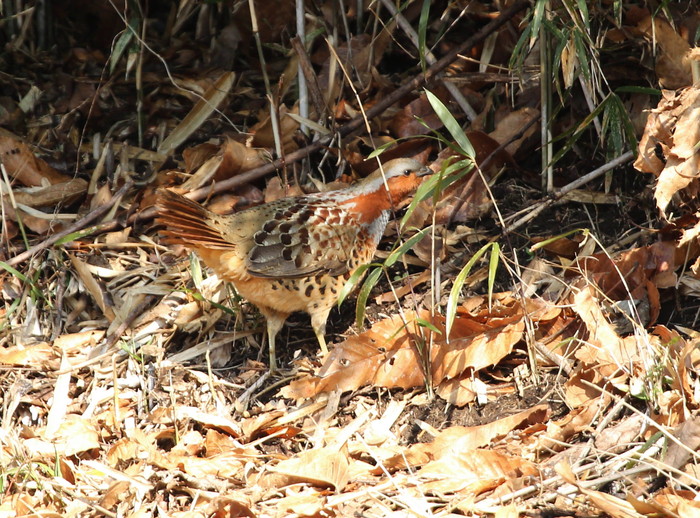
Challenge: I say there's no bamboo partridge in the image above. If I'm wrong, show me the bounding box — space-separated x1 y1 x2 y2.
156 158 431 370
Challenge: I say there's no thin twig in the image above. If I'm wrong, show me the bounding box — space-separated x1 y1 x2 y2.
378 0 477 120
6 181 133 267
296 0 308 136
291 36 328 120
129 0 529 225
504 151 634 234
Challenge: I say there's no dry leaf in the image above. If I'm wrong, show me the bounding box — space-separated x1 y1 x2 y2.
267 447 349 491
418 448 538 494
251 104 299 152
636 15 692 89
68 253 116 322
158 72 236 154
488 107 539 156
0 342 56 366
381 405 549 471
0 132 72 186
556 461 644 517
25 415 101 457
634 86 700 212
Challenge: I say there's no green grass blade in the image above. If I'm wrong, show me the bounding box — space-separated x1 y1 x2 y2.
573 30 591 82
576 0 590 30
551 93 611 165
401 158 473 228
424 89 475 159
367 139 405 159
384 227 432 268
0 297 21 330
0 261 30 283
487 243 500 309
529 228 584 252
614 86 661 96
418 0 431 73
110 27 135 75
509 22 532 70
189 291 236 316
355 267 383 328
338 263 375 306
415 317 441 335
53 226 102 247
529 0 547 50
445 244 491 339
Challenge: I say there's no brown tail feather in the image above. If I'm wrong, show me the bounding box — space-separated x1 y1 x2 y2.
155 189 236 250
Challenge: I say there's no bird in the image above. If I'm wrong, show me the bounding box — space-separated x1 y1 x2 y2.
155 158 432 371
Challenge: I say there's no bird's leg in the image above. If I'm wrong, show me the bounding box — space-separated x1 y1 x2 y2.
310 307 332 356
261 309 286 372
315 329 328 355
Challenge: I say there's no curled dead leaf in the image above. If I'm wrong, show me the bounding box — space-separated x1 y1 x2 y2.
284 298 529 400
634 86 700 212
264 447 349 491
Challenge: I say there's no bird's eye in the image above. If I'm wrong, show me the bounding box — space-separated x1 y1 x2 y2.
403 169 412 176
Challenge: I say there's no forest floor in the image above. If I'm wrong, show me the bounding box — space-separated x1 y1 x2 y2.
2 1 700 517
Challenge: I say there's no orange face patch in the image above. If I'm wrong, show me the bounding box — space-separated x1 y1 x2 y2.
341 172 425 224
384 173 425 198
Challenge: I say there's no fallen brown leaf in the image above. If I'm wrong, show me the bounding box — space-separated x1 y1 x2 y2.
265 447 350 491
380 404 549 471
634 86 700 212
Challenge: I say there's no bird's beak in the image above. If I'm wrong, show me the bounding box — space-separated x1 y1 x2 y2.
417 166 432 177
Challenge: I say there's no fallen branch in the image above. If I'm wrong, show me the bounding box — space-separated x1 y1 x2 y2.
7 181 132 267
503 151 635 234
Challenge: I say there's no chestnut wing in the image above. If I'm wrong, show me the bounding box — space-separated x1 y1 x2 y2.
246 199 359 279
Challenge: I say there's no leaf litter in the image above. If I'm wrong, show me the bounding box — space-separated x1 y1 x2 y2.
2 2 700 517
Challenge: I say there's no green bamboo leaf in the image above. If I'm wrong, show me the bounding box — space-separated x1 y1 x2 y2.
445 244 491 338
551 93 612 165
109 12 140 75
509 23 532 70
53 226 101 247
424 89 475 159
529 0 547 50
573 30 591 82
542 17 565 40
189 291 236 316
367 139 403 159
613 0 622 25
529 228 585 252
401 158 472 228
110 30 133 75
602 99 622 155
418 0 431 73
338 263 376 306
487 243 500 308
384 227 432 268
575 0 589 26
415 317 441 335
0 297 21 330
355 267 383 327
0 261 29 283
616 97 639 152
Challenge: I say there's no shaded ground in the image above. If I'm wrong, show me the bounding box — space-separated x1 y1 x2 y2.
2 2 700 517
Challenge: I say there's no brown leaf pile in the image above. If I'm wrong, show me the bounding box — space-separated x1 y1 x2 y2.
2 2 700 517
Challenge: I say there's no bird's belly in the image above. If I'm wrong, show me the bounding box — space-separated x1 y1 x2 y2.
230 273 351 315
212 248 371 316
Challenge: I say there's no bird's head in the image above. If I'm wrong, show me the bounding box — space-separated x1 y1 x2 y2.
341 158 432 222
357 158 432 199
